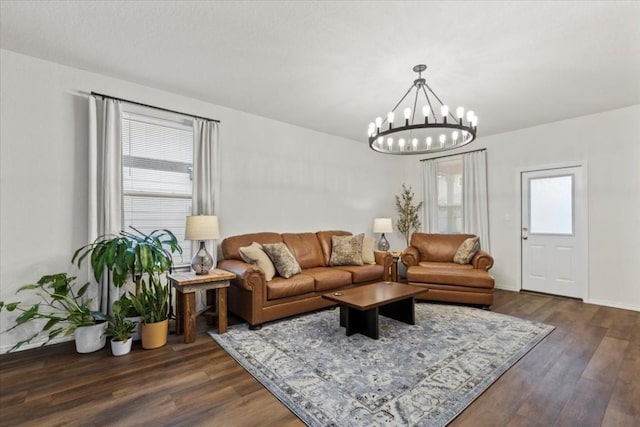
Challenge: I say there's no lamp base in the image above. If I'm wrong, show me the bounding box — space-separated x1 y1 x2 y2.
377 234 390 251
191 241 213 275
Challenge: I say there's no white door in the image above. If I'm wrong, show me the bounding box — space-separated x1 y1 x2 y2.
521 166 587 299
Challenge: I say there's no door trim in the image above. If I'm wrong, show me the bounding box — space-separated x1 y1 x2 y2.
515 161 589 299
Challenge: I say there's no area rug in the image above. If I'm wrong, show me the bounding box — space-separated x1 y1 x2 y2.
209 303 553 426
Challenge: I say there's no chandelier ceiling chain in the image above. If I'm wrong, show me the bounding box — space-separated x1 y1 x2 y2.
368 64 478 155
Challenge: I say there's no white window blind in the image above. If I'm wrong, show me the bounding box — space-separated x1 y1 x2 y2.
122 112 193 265
436 157 463 233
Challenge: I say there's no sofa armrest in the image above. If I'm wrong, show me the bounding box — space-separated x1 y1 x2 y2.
374 251 393 281
401 247 419 267
472 250 494 271
217 259 265 292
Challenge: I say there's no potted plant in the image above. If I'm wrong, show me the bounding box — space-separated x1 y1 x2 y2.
0 273 107 353
395 184 424 247
128 277 170 349
72 227 182 341
72 227 182 296
106 298 136 356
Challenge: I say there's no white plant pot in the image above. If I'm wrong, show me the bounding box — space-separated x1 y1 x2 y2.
110 337 133 356
126 315 143 341
74 322 107 353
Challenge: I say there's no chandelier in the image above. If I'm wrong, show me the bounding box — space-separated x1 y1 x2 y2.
368 64 478 155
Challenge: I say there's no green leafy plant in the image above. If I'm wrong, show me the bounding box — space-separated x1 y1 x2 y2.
128 277 170 324
395 184 424 247
0 273 104 352
105 297 136 342
72 227 182 294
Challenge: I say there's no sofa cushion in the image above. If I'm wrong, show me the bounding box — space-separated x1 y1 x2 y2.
267 275 315 300
410 233 477 262
453 236 480 264
239 242 276 281
407 266 494 289
282 233 326 269
316 230 352 265
222 232 283 260
329 233 364 266
334 264 384 284
302 267 352 291
263 243 302 279
362 237 376 265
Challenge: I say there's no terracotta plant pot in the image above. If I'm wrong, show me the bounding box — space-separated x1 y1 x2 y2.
74 322 107 353
141 319 168 349
110 337 133 356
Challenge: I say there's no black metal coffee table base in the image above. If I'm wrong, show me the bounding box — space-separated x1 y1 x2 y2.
338 297 416 340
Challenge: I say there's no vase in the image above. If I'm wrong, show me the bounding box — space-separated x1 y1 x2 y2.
141 319 168 349
74 322 107 353
110 337 133 356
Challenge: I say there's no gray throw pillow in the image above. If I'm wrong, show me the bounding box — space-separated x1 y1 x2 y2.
262 242 302 279
453 236 480 264
329 233 364 266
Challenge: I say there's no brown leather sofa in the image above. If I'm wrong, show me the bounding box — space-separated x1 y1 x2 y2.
217 231 393 328
401 233 495 306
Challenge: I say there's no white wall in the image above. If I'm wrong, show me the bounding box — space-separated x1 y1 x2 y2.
0 49 404 352
404 105 640 311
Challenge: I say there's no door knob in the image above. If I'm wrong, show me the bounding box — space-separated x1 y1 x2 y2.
522 227 529 240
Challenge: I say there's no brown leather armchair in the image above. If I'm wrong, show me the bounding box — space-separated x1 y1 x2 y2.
402 233 495 307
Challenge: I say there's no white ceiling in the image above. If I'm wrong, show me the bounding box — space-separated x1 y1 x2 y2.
2 1 639 143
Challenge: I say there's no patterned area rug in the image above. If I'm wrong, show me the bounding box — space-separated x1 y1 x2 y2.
209 303 553 426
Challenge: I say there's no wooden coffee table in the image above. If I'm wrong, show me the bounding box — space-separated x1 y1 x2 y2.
322 281 427 339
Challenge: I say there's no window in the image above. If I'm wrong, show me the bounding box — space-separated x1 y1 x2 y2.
436 157 463 233
122 111 193 265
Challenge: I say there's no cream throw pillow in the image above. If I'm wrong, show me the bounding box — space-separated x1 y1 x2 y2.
362 236 376 265
239 242 277 281
453 236 480 264
262 243 302 279
329 233 364 266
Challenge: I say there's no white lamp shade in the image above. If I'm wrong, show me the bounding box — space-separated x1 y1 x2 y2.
185 215 220 240
373 218 393 234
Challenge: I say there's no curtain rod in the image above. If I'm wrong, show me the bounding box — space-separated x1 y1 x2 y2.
419 147 486 162
90 92 220 123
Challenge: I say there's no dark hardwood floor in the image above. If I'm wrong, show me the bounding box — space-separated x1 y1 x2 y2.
1 289 638 426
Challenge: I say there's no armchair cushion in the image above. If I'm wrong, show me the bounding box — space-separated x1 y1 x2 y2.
263 243 302 279
453 236 480 264
362 237 376 265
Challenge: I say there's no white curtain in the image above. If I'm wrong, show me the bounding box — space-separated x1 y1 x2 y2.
88 95 123 314
420 159 439 233
463 150 490 252
192 119 221 311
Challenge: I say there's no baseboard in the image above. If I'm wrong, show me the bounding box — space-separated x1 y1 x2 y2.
0 335 74 355
584 298 640 313
494 283 518 292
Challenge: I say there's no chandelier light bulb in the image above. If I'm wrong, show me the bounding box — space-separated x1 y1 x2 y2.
399 138 405 149
375 117 383 128
427 137 432 148
422 105 430 117
440 134 446 146
472 116 478 127
467 110 475 122
412 138 418 149
404 108 411 120
456 107 465 119
452 131 459 143
387 112 395 125
441 105 449 120
387 137 393 149
368 123 375 137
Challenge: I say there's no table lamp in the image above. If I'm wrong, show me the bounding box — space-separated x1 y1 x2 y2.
373 218 393 251
185 215 220 274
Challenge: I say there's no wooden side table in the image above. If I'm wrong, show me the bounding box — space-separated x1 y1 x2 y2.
390 251 401 282
168 269 236 343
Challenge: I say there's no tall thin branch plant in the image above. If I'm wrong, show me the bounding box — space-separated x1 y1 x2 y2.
395 184 423 247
